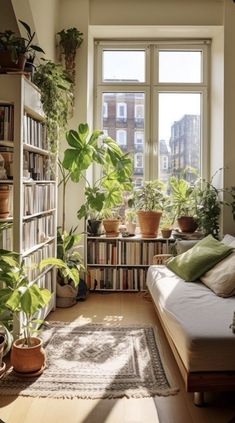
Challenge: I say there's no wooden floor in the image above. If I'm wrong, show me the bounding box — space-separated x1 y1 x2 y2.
1 292 235 423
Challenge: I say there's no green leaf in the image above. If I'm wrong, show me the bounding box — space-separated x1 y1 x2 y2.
66 130 83 148
19 20 31 38
30 45 45 53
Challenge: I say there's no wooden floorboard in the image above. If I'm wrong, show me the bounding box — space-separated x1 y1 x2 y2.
0 292 235 423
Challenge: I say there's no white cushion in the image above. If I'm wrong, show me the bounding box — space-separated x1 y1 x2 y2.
200 252 235 297
222 234 235 246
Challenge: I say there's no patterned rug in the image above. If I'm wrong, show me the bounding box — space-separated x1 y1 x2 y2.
0 322 179 399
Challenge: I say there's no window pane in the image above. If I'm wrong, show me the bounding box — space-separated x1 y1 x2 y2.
102 92 145 186
103 50 145 82
158 93 201 184
159 51 202 83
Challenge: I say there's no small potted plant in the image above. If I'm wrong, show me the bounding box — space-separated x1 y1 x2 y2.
128 180 166 238
169 176 198 233
125 209 137 235
0 20 44 71
57 27 83 84
0 249 52 375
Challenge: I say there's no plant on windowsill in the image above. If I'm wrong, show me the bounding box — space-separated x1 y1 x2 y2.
125 209 137 235
0 249 52 376
169 176 198 233
128 180 167 238
62 123 133 237
194 168 235 239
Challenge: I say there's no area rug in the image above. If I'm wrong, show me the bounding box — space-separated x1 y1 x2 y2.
0 322 179 399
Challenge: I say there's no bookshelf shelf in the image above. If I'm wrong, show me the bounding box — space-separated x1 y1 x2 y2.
0 74 57 328
86 235 174 291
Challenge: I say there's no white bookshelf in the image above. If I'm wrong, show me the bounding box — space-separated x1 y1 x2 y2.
0 74 57 323
86 235 174 291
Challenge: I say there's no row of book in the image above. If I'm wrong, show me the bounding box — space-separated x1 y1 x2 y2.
0 224 13 250
24 242 54 281
24 151 52 181
23 114 48 150
0 104 14 141
87 239 170 266
22 214 55 251
87 267 148 291
24 183 56 215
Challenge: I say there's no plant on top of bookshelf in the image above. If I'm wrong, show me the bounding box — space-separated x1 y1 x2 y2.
34 60 73 152
128 180 167 238
62 123 133 236
0 20 45 71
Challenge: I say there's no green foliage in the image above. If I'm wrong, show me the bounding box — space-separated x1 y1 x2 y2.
40 227 84 287
0 249 52 347
57 27 83 55
34 60 73 152
62 123 133 220
128 180 166 212
169 177 197 218
0 20 44 63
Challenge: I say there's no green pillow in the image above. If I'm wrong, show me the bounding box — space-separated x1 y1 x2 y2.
166 235 234 282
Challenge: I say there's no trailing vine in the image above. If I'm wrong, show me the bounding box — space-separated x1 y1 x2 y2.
33 60 73 153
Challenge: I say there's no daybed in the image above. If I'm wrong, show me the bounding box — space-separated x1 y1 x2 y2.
147 236 235 406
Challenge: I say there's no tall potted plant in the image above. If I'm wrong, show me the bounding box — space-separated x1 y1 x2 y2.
128 180 167 238
62 123 133 236
0 249 52 375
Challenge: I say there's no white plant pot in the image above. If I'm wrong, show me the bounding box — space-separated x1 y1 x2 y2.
126 222 136 235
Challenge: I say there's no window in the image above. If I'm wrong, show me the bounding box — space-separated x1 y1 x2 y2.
96 42 209 185
116 129 127 146
117 102 127 120
103 102 108 118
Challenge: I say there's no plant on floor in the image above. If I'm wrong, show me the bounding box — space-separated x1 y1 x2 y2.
34 60 73 152
0 248 52 374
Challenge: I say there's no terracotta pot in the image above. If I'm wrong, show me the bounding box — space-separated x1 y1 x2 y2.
0 186 10 218
103 219 120 236
177 216 198 233
137 210 162 238
11 337 46 375
0 51 26 71
161 228 172 239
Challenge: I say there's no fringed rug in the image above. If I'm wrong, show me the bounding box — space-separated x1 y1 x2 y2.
0 322 179 399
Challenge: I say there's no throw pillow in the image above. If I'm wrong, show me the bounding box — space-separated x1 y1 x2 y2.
201 252 235 297
175 239 199 255
166 235 234 282
222 234 235 246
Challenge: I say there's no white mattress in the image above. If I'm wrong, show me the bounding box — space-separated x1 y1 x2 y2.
147 265 235 372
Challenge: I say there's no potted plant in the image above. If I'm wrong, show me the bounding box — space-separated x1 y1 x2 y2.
0 248 52 375
0 20 44 71
169 176 198 233
125 209 137 235
57 27 83 84
34 60 73 153
128 180 166 238
195 169 235 239
62 123 133 236
41 228 85 308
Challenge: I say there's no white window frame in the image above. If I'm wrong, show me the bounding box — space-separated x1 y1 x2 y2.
134 131 144 145
103 102 108 118
116 129 127 146
116 102 127 119
95 41 209 182
135 153 144 169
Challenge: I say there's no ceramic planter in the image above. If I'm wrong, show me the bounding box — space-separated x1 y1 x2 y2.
137 210 162 238
11 337 46 375
161 228 172 239
126 221 136 235
87 219 103 236
102 219 120 237
0 52 26 71
177 216 198 233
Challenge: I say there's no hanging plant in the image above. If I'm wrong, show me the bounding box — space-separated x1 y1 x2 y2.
57 27 83 85
33 60 73 153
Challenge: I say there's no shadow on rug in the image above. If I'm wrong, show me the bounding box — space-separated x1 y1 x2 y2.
0 323 179 399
